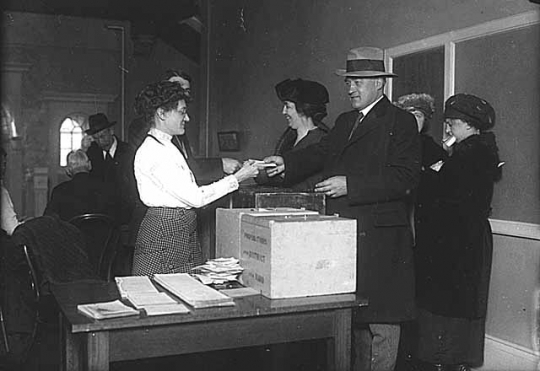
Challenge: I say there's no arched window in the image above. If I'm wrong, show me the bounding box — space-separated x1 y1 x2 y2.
59 116 84 166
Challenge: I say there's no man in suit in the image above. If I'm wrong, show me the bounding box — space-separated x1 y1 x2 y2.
85 113 136 225
44 149 119 222
265 47 421 371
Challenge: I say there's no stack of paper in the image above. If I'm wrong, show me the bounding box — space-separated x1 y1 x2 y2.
115 276 190 316
77 300 139 320
192 257 244 285
153 273 235 308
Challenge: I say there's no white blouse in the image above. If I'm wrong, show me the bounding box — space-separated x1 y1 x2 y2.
1 185 20 235
134 128 238 209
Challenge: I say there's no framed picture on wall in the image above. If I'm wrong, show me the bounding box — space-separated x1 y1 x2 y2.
217 131 240 152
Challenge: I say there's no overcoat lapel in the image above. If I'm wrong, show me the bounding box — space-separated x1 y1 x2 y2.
343 97 390 150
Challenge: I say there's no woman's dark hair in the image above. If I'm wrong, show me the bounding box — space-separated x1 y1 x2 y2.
294 102 328 124
134 81 191 120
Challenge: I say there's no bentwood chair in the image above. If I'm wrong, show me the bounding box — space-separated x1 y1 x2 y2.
68 213 121 282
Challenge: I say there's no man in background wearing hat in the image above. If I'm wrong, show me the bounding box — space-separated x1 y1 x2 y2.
85 112 136 225
265 47 421 371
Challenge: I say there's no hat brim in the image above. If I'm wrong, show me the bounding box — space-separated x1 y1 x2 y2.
335 69 397 78
85 121 116 135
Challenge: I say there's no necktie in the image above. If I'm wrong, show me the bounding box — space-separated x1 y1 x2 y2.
173 136 188 159
348 112 364 140
105 150 113 162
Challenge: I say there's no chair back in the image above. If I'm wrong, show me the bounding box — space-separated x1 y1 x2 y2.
69 213 120 282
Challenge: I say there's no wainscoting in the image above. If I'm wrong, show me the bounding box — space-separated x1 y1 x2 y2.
474 336 538 371
480 219 540 371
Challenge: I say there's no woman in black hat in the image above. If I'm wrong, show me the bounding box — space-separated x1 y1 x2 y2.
257 78 330 190
413 94 502 371
131 81 258 276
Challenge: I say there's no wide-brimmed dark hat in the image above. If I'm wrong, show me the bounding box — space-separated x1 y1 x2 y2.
86 113 116 135
275 78 329 106
444 93 495 131
335 47 397 78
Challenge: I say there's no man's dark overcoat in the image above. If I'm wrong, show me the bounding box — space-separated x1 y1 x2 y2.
283 96 421 322
87 138 136 224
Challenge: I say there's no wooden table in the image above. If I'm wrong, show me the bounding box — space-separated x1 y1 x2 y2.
52 280 367 371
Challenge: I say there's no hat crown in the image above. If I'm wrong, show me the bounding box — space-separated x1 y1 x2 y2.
347 47 384 62
275 78 329 105
86 113 115 135
444 93 495 130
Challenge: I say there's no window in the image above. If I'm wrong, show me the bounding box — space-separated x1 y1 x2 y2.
385 10 540 224
59 116 84 166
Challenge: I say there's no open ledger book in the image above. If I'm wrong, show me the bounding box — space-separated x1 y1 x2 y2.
115 276 190 316
153 273 235 309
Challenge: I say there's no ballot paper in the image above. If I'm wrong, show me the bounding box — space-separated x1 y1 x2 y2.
250 159 278 168
77 300 139 320
192 257 244 285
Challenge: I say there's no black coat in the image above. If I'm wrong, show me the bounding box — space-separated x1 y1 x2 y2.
414 134 449 238
43 172 119 222
256 126 328 191
415 132 501 319
86 138 137 224
283 96 421 322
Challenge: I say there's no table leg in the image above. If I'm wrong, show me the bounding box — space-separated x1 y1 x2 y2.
329 308 352 371
87 331 110 371
61 316 82 371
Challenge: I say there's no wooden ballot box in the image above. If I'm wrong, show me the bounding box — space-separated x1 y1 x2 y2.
215 208 319 260
239 214 357 299
232 185 326 214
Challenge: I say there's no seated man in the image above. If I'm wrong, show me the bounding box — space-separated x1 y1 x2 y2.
44 149 119 222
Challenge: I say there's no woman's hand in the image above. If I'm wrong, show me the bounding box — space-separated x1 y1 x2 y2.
233 160 259 183
263 156 285 177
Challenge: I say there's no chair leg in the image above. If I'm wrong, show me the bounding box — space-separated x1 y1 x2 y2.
0 304 9 354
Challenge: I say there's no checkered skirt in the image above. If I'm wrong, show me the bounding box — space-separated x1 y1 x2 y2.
132 207 203 276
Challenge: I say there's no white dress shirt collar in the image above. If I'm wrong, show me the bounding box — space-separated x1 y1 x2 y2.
359 95 384 117
103 135 118 158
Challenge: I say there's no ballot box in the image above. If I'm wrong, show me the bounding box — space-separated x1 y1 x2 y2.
215 208 319 260
239 214 357 299
232 185 326 214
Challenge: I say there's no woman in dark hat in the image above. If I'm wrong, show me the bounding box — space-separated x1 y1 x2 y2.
257 78 330 190
413 94 502 371
132 81 258 276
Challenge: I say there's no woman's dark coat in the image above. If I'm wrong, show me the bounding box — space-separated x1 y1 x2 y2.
415 132 501 319
414 135 448 240
256 126 328 191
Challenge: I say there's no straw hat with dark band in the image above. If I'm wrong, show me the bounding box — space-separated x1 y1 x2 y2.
335 47 397 78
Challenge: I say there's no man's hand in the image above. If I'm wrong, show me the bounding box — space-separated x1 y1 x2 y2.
263 156 285 177
314 176 347 198
222 157 242 174
81 135 94 151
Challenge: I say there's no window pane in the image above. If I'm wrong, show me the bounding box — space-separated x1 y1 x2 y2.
392 47 445 141
59 117 84 166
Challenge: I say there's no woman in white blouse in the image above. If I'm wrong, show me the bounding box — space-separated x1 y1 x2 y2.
132 81 258 275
